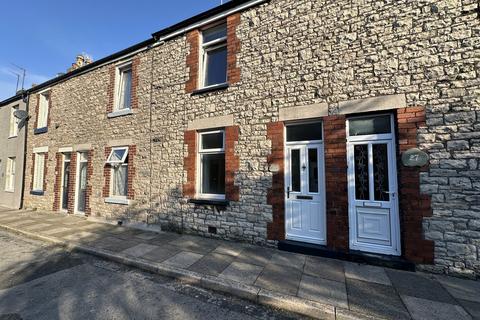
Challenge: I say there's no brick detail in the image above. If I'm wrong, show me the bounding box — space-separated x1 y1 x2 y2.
130 58 140 109
85 150 94 215
47 91 52 127
43 152 49 192
225 126 240 201
127 145 136 200
227 13 241 84
33 94 39 130
397 107 434 264
53 153 62 211
324 115 349 251
106 66 116 113
102 147 112 198
185 30 200 93
266 122 285 241
183 130 197 197
67 153 77 214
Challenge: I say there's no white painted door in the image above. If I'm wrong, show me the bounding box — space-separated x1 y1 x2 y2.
75 152 88 215
347 115 400 255
285 143 326 244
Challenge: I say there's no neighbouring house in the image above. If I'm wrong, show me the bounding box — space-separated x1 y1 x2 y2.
1 0 478 277
0 93 27 209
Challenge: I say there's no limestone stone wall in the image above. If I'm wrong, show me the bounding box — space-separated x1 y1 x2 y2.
23 0 479 277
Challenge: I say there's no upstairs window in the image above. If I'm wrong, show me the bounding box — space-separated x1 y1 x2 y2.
115 63 132 111
201 23 227 88
106 147 129 198
5 157 15 192
9 106 19 137
37 92 50 129
198 130 225 199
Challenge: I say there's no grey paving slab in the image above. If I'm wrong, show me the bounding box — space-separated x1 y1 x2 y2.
188 252 235 276
436 275 480 303
212 242 247 257
234 246 275 267
386 269 456 304
61 231 102 242
346 278 410 320
105 226 129 234
458 299 480 320
91 236 140 252
41 227 72 236
269 251 306 271
298 274 348 308
163 251 204 269
170 235 219 254
344 262 391 286
148 232 182 245
134 231 159 241
255 264 302 296
140 244 181 263
23 223 53 231
121 243 160 258
219 262 264 285
6 219 38 227
304 256 345 283
0 215 24 222
402 295 472 320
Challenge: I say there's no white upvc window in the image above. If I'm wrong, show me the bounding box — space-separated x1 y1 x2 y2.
200 23 228 88
197 130 225 200
33 153 46 191
106 147 129 198
5 157 16 192
37 92 50 129
9 106 19 137
114 62 133 111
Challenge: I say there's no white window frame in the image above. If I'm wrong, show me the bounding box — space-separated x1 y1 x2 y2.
114 61 133 112
5 157 16 192
9 106 19 138
197 129 226 200
200 23 228 89
346 113 395 142
37 91 50 129
32 152 46 192
106 147 129 200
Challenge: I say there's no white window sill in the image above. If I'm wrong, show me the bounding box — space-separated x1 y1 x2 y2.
107 109 133 119
4 189 14 193
104 197 130 205
8 135 18 139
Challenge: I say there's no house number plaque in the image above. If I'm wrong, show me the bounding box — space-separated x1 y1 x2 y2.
401 148 429 167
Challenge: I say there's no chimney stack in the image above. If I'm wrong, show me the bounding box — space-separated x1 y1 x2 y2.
67 53 93 72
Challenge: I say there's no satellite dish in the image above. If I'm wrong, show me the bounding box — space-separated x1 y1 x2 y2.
18 118 27 130
14 110 28 120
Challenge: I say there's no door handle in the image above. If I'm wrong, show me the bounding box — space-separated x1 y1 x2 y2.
287 186 290 199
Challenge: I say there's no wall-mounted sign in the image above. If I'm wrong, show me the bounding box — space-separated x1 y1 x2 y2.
401 148 429 167
269 163 280 173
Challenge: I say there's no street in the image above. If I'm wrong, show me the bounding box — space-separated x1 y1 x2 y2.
0 230 303 320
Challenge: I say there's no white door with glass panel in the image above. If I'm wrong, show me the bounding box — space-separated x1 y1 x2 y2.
347 114 400 255
285 122 326 245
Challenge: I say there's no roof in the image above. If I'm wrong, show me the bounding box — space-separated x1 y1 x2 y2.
0 0 265 107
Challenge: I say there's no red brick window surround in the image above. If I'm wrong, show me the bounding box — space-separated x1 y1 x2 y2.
185 13 241 93
103 145 136 202
183 126 240 202
106 57 140 114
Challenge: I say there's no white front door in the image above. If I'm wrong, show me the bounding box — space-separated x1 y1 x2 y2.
346 114 400 255
75 152 88 215
285 142 326 245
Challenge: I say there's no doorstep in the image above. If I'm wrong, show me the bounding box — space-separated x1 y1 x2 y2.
278 240 415 271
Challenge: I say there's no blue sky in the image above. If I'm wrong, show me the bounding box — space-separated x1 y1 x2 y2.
0 0 226 101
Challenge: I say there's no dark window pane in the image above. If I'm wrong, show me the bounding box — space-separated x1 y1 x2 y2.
349 115 391 136
286 122 323 142
373 144 390 201
308 148 319 193
201 153 225 195
203 24 227 43
201 132 224 150
205 46 227 86
354 144 369 200
291 149 301 192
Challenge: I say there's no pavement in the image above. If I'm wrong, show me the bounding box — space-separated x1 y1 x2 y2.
0 229 303 320
0 208 479 320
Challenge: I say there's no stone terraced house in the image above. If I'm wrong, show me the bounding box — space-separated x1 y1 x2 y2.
1 0 478 278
